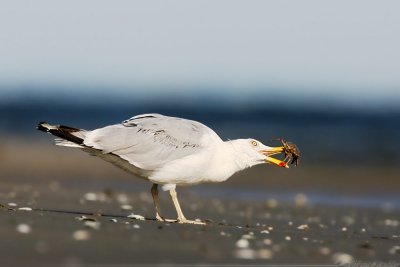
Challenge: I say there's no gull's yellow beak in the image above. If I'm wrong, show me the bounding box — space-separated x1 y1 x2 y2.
260 146 289 168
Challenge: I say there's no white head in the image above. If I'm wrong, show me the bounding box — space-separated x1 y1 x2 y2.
228 138 288 170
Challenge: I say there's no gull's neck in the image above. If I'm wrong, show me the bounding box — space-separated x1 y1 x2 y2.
197 140 261 183
224 139 261 171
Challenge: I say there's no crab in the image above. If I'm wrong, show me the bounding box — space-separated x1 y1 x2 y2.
274 138 300 166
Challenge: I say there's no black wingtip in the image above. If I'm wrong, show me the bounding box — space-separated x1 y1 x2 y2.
37 122 49 132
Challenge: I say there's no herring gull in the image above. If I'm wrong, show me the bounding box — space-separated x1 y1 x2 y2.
38 113 295 224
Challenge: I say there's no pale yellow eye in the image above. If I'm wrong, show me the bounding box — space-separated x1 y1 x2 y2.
251 140 258 146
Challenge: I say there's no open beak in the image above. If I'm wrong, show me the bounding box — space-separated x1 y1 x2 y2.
259 146 289 168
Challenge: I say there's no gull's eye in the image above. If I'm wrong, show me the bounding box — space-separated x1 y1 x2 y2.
251 140 258 146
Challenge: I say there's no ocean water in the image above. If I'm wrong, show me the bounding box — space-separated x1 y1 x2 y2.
1 97 399 166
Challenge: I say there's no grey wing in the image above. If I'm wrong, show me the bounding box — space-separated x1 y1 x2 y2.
83 114 222 171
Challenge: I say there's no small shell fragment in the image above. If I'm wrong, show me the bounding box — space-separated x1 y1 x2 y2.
127 213 145 220
18 207 32 211
297 224 309 230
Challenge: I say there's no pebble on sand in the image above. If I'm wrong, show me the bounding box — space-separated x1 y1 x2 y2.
332 252 354 264
235 239 250 248
84 221 101 230
73 230 91 241
16 224 31 234
84 192 98 201
120 204 133 211
319 247 331 255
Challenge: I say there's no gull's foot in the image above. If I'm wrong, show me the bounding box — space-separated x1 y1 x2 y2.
156 214 176 223
177 218 206 225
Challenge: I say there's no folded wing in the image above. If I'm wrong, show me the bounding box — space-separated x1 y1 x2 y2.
83 114 222 171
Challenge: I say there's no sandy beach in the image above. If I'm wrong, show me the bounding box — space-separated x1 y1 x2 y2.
1 138 399 266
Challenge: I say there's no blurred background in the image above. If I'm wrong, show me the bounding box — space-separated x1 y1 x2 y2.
1 0 400 207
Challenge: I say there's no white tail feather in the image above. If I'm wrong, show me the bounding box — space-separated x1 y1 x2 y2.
55 139 84 148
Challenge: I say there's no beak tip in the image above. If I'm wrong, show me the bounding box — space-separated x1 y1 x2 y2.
279 162 289 168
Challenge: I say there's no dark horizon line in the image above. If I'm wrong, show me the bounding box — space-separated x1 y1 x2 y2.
1 85 400 113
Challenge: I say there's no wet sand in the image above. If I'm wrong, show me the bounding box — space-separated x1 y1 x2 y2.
1 176 400 266
1 139 400 266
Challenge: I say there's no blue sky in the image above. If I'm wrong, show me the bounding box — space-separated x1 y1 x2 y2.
0 1 399 107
